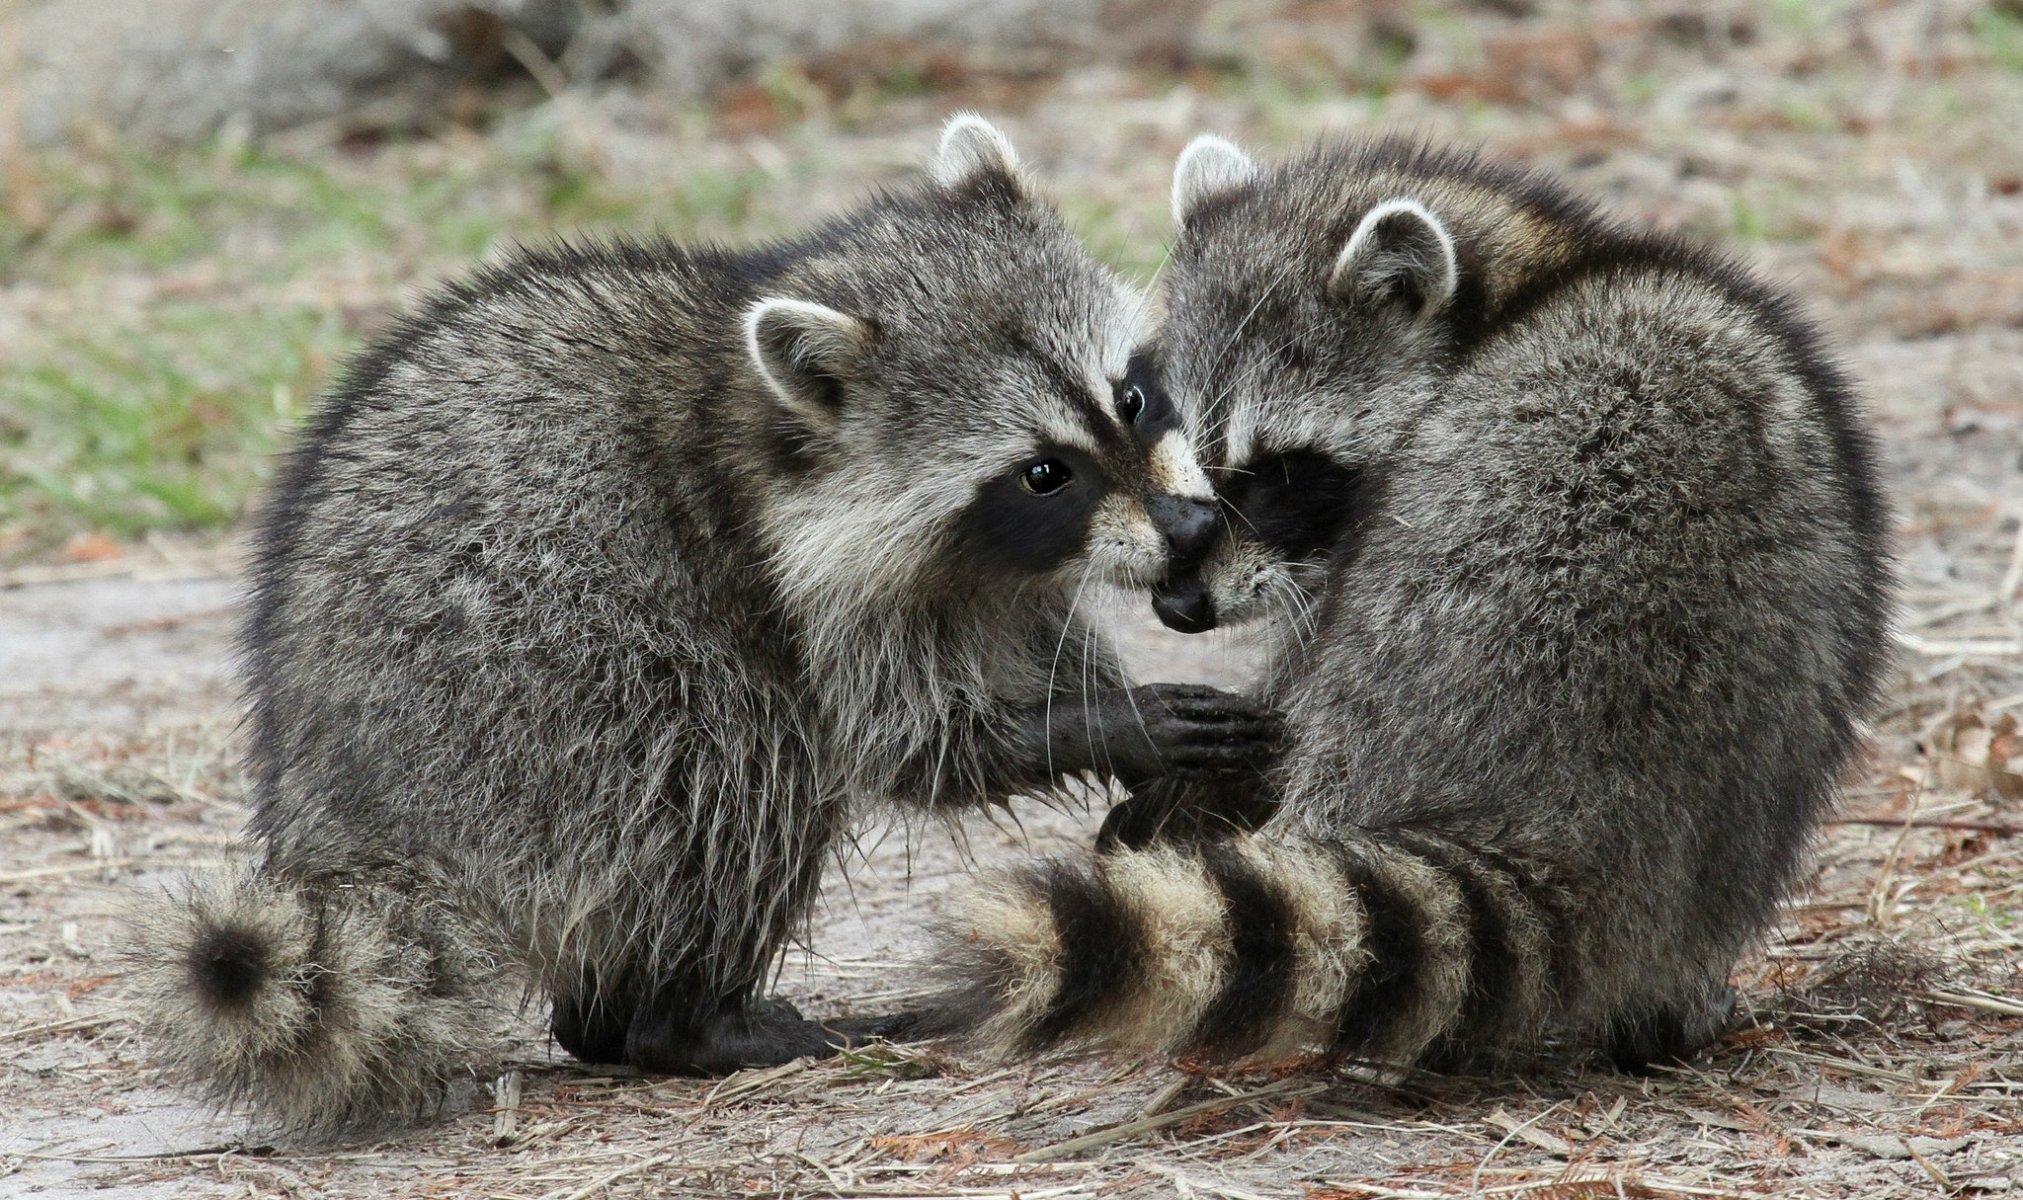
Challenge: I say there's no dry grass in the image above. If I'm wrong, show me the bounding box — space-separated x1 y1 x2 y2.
4 1 2023 1195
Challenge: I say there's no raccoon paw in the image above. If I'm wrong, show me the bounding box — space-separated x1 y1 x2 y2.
624 996 917 1075
1606 987 1737 1073
1120 684 1284 783
550 990 634 1066
817 1009 921 1046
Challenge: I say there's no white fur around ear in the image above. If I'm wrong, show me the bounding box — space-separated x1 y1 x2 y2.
1325 199 1459 315
744 298 876 427
1171 133 1259 227
931 112 1022 190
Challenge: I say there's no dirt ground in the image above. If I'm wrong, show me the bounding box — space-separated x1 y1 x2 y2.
6 2 2023 1197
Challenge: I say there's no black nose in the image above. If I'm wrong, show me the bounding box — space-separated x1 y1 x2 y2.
1147 495 1222 568
1151 576 1218 634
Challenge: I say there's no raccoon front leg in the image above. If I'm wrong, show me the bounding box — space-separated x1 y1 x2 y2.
1005 683 1281 789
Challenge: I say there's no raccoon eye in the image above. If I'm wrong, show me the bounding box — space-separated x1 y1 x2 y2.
1020 459 1073 496
1119 385 1146 423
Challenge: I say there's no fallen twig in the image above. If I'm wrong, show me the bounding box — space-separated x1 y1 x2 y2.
551 1151 673 1200
1014 1078 1323 1163
1926 989 2023 1019
1826 816 2023 835
0 1012 124 1042
1894 631 2023 657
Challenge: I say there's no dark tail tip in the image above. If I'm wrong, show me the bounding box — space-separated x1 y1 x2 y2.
187 924 271 1008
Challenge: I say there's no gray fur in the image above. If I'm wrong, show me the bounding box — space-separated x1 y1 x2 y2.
128 116 1258 1137
934 137 1894 1071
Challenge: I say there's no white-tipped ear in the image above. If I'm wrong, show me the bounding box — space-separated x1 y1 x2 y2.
744 298 877 428
1171 133 1259 227
931 112 1022 190
1325 199 1458 315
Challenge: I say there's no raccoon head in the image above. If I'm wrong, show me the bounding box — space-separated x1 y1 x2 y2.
748 114 1223 627
1150 134 1468 629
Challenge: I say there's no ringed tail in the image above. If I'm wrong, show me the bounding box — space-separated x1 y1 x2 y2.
125 867 503 1137
930 830 1577 1066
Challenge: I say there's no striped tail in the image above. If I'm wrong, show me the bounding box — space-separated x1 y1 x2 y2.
125 866 506 1138
929 830 1572 1066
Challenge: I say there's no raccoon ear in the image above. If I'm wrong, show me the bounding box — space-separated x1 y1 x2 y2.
745 298 877 428
1326 199 1458 316
931 112 1024 194
1171 133 1258 227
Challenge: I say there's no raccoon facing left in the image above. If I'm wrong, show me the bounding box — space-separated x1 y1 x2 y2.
128 115 1276 1137
929 135 1893 1075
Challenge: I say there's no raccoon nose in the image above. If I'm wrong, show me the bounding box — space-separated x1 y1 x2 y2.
1148 495 1223 568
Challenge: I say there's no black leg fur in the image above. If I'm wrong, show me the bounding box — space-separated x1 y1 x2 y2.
1607 987 1736 1073
550 974 637 1065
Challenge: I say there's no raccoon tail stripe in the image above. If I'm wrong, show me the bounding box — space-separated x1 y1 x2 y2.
930 831 1567 1065
124 867 504 1138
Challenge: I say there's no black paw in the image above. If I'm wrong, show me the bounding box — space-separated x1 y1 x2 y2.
1607 987 1737 1073
818 1009 923 1046
1126 684 1283 783
551 988 635 1065
623 995 920 1076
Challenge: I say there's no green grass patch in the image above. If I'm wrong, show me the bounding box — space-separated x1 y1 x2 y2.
2 305 352 554
1060 196 1168 282
2 134 785 289
1620 73 1661 107
0 127 813 556
1972 7 2023 74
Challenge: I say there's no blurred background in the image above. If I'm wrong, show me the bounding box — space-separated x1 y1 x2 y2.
3 0 2020 575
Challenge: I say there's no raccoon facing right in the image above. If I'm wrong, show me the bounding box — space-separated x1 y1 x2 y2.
127 116 1275 1138
930 136 1894 1072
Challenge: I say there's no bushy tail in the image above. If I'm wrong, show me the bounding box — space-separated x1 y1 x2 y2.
930 830 1579 1067
126 867 505 1137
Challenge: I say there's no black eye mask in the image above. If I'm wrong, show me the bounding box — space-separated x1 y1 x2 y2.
1218 448 1372 564
954 445 1106 576
1117 351 1178 442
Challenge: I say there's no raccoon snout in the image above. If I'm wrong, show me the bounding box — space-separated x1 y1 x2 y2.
1147 495 1223 570
1151 574 1218 634
1148 494 1222 632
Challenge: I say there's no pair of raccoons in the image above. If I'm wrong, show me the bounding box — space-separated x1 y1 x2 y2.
132 115 1892 1138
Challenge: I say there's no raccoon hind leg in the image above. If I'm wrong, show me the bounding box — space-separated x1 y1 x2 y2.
1606 986 1737 1073
549 971 637 1066
624 985 918 1076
